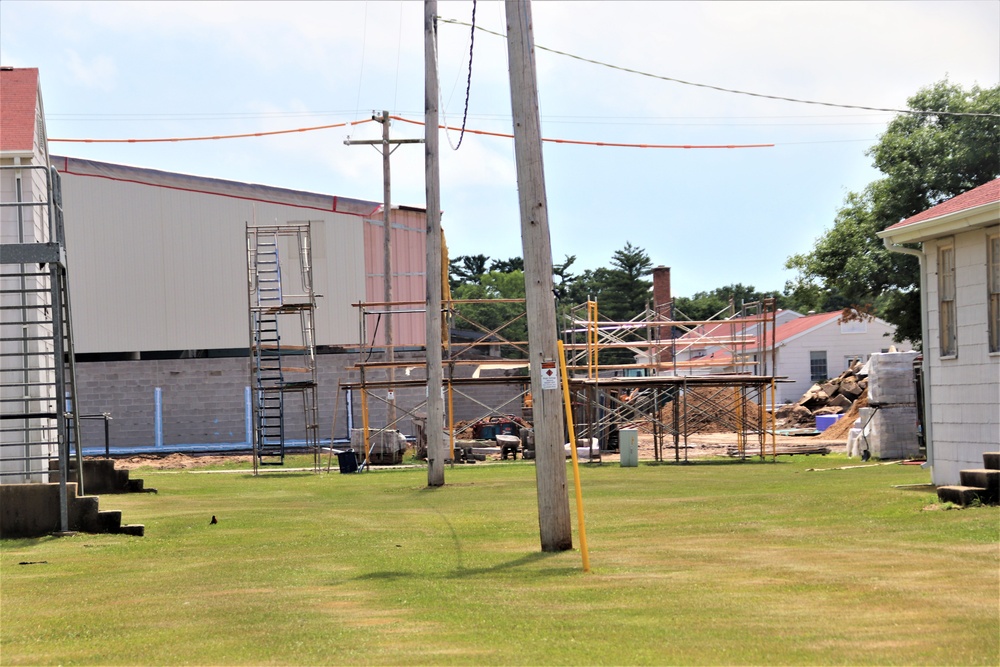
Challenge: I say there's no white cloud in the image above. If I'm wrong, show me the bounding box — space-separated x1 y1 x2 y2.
64 49 117 91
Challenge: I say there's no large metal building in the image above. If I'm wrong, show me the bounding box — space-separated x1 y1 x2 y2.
53 155 430 451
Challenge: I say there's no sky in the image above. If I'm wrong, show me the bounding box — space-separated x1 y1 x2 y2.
1 1 997 299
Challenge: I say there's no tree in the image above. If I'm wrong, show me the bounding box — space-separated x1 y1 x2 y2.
786 80 1000 344
599 242 653 321
674 283 783 321
488 256 524 273
449 254 490 288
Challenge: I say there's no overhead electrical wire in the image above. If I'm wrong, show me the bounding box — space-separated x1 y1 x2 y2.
438 17 1000 120
452 0 477 150
390 115 773 148
50 119 375 143
49 114 774 148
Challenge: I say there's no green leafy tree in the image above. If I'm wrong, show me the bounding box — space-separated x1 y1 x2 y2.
786 80 1000 344
673 284 783 321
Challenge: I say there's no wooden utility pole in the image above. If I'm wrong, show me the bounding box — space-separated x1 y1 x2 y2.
424 0 445 487
345 112 422 432
505 0 572 551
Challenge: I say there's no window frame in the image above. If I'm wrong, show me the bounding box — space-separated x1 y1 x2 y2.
809 350 828 383
938 243 957 358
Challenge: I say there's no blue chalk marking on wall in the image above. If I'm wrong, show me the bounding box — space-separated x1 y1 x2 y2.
154 387 163 448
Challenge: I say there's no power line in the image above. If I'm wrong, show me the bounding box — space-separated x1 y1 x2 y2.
438 17 1000 120
452 0 476 150
50 119 375 143
390 116 774 149
49 115 774 148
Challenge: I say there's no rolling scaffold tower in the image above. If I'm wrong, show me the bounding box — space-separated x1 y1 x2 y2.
246 223 319 473
561 297 779 461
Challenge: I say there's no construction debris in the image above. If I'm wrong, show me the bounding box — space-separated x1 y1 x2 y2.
774 362 869 431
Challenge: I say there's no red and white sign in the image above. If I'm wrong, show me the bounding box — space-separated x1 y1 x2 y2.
540 361 558 390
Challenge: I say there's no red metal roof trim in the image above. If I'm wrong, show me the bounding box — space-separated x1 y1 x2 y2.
885 179 1000 231
0 68 39 153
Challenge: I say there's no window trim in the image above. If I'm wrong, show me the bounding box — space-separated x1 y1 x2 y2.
938 243 957 358
809 350 828 383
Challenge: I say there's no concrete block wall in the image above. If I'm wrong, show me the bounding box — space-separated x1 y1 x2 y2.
73 352 529 451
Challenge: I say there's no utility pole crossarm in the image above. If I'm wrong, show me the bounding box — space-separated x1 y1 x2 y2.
343 138 425 146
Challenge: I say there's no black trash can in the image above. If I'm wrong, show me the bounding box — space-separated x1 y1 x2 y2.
337 449 359 474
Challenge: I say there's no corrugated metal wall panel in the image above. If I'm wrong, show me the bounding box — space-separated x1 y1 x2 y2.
57 159 368 353
362 210 427 349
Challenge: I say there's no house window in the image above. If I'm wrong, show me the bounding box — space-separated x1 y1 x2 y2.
809 351 828 382
938 245 957 357
989 233 1000 353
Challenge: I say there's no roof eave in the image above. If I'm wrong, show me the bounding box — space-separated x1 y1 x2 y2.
0 150 38 160
878 202 1000 244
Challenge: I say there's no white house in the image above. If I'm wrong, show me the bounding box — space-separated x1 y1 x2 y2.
878 179 1000 486
671 309 909 403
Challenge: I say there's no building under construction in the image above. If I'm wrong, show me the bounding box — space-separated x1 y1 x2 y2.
338 265 781 466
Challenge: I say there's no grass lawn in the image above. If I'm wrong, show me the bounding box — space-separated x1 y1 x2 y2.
1 455 997 665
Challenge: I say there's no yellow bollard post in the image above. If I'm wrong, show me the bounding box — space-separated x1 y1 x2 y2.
558 340 591 573
448 381 455 462
360 387 371 468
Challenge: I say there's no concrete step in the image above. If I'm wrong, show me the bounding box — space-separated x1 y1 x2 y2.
119 524 145 537
937 485 988 507
983 452 1000 471
96 510 122 533
959 469 999 504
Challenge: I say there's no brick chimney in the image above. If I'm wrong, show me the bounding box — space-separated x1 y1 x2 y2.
652 266 672 360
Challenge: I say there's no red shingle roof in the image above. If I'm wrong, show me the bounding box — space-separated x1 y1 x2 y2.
772 310 840 345
884 179 1000 231
0 67 40 153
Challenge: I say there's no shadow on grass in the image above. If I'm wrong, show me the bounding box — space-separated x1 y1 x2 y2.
641 457 795 467
353 551 570 584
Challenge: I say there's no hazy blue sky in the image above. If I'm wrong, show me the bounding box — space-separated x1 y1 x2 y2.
2 1 997 297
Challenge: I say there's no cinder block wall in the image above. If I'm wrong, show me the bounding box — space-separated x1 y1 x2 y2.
74 353 527 450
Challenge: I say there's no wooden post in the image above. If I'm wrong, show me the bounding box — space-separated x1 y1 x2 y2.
344 115 422 436
379 110 396 431
425 0 445 487
505 0 572 552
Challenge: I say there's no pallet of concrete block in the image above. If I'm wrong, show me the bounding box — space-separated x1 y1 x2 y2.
864 351 920 460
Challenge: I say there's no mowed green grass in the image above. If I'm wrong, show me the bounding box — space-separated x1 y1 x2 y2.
1 456 997 666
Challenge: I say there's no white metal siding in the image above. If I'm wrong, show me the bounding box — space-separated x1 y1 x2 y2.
925 230 1000 485
59 164 368 353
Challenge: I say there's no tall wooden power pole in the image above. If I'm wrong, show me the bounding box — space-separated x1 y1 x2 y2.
505 0 572 551
345 112 422 432
424 0 445 487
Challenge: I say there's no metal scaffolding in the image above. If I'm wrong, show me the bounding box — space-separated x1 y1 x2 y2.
561 298 779 461
335 297 532 468
334 295 780 466
246 223 319 472
1 164 83 531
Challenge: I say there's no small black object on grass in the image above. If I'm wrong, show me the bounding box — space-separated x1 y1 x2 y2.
210 515 217 525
